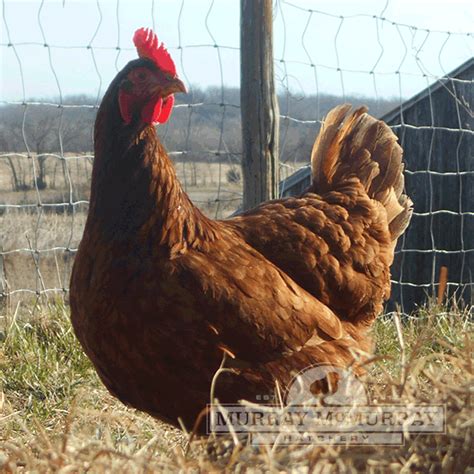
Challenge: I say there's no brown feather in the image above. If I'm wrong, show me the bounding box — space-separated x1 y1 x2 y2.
71 85 412 433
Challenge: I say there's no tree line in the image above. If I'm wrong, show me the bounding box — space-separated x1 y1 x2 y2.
0 87 398 191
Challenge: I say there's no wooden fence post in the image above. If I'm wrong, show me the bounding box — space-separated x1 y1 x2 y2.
240 0 280 210
437 266 448 305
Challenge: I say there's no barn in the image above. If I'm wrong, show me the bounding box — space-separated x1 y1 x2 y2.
280 57 474 313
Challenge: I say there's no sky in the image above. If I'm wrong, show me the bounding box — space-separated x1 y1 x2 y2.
1 0 473 102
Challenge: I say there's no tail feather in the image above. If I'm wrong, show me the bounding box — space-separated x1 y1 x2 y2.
311 105 413 241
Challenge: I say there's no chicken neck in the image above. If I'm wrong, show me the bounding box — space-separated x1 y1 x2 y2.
88 92 217 251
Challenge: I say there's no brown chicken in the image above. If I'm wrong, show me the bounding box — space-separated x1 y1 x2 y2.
70 27 412 431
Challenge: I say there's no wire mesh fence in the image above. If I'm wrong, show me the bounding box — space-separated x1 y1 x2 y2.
0 0 473 314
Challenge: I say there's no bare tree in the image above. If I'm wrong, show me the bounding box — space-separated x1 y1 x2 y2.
0 102 94 190
0 90 399 194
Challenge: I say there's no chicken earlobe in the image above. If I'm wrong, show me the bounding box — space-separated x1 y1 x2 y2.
118 89 134 124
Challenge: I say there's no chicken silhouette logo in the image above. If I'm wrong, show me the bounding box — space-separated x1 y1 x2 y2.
285 364 368 406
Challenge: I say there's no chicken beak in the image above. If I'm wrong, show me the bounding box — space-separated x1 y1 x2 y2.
161 77 187 97
171 77 187 94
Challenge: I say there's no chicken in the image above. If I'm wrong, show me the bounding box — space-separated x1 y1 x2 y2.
70 27 412 431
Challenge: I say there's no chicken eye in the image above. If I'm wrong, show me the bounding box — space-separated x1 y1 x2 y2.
134 70 148 81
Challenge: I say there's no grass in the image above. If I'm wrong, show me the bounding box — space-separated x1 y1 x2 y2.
0 302 472 472
0 302 186 472
0 302 92 424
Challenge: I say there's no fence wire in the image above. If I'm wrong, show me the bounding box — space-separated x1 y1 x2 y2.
273 1 473 313
0 0 472 314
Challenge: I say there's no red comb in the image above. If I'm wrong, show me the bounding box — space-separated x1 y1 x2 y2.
133 27 176 76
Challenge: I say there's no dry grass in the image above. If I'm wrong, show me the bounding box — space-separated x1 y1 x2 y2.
0 302 472 472
0 160 249 303
0 153 302 197
0 159 302 302
0 152 305 302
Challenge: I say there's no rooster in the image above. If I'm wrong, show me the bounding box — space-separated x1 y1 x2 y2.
70 27 412 430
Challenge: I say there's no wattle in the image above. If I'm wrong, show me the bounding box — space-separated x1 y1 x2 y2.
141 95 175 125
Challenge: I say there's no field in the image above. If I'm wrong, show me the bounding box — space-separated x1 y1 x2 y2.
0 302 472 472
0 154 302 303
